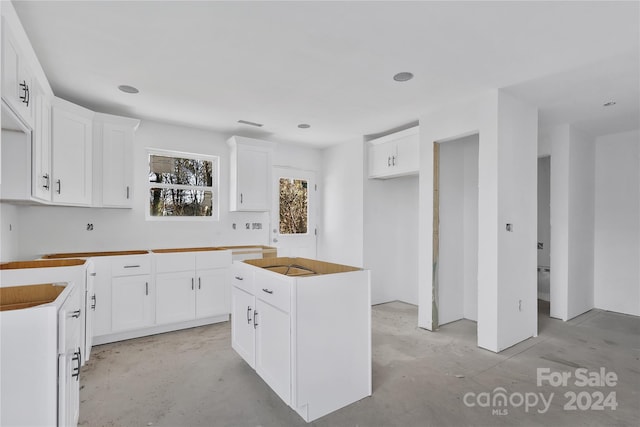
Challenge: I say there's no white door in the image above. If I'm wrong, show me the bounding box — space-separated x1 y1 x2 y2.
271 168 317 258
111 275 153 332
231 286 256 368
195 268 227 318
255 299 291 405
156 272 196 324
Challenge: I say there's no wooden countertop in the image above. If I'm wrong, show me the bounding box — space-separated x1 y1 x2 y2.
151 247 228 253
42 250 149 259
0 259 86 269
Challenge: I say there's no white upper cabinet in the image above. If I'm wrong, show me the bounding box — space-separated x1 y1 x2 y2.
1 17 35 128
368 126 420 179
228 136 273 211
51 97 94 206
32 82 52 202
93 113 140 208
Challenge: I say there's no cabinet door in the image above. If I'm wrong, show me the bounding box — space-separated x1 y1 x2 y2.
51 102 93 205
231 286 255 368
196 268 228 318
1 22 34 126
155 271 196 324
255 299 291 404
32 87 52 201
236 147 270 211
92 258 112 337
84 264 96 361
395 132 419 175
102 122 133 207
111 274 153 332
58 284 82 427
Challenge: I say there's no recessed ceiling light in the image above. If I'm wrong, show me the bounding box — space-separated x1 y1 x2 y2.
298 123 311 129
603 101 616 107
393 72 414 82
118 85 139 94
237 119 263 127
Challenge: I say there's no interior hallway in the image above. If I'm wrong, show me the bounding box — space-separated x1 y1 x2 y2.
79 302 640 427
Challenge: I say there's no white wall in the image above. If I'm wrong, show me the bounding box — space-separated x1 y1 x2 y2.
317 138 364 267
496 91 538 351
549 125 596 320
5 120 321 260
418 91 501 351
594 130 640 316
363 173 419 306
437 134 478 324
537 156 551 301
0 203 20 261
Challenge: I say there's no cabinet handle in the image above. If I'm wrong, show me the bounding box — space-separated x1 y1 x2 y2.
262 288 273 294
126 186 130 199
253 310 258 329
71 309 81 319
91 294 96 310
42 174 50 190
19 81 29 106
191 278 195 290
392 155 396 166
145 282 148 296
25 83 30 106
198 277 201 289
247 306 252 324
240 193 243 204
56 179 61 194
123 264 140 268
90 272 97 276
72 348 81 381
235 276 244 281
388 156 391 167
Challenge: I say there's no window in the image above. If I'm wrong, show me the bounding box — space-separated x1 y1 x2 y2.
279 177 308 234
147 150 219 219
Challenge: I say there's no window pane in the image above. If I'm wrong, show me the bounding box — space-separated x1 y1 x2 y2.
149 155 213 187
149 188 213 217
279 178 308 234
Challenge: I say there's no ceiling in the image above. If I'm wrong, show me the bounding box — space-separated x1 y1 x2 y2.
13 1 640 147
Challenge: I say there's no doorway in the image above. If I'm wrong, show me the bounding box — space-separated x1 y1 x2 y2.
434 134 479 327
271 167 317 258
537 156 551 318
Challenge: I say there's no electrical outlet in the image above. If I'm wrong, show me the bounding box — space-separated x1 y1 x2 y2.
506 223 513 232
232 223 236 230
86 223 94 231
538 242 543 250
245 223 250 230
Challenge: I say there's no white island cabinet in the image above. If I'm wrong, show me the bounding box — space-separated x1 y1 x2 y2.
231 257 371 423
0 282 82 427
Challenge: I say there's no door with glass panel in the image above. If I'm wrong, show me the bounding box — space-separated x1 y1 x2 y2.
271 168 317 258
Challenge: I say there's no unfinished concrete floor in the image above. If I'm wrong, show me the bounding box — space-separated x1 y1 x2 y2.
79 302 639 426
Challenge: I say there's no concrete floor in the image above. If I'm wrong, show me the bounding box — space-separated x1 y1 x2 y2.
79 302 639 427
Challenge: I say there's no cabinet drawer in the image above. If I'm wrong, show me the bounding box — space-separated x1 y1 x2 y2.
111 255 151 277
154 252 195 274
231 264 253 294
255 273 290 313
196 250 231 270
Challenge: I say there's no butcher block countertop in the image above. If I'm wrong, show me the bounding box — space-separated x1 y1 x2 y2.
42 250 149 259
41 246 276 258
151 247 227 253
0 259 86 269
0 283 66 311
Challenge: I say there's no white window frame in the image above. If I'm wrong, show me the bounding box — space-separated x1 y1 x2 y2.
146 148 220 221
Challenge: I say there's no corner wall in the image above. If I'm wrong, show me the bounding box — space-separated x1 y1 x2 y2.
594 130 639 316
317 138 364 267
549 125 595 320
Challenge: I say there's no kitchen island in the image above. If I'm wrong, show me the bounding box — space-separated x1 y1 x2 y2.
231 257 371 422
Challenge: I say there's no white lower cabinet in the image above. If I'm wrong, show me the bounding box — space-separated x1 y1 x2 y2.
154 249 231 325
0 282 82 427
255 298 291 404
112 274 153 332
231 258 372 423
